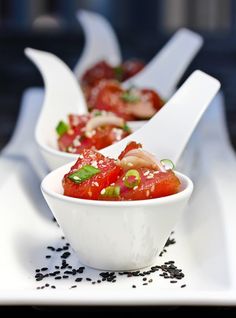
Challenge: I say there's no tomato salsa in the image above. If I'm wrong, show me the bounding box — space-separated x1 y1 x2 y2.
81 60 164 121
63 142 180 201
56 111 131 154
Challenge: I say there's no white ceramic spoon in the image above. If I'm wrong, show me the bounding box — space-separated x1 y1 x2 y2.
102 70 220 162
123 28 203 100
25 28 203 170
41 70 220 271
74 9 122 79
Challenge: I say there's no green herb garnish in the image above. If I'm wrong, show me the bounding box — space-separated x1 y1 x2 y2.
102 186 120 197
56 121 69 137
121 91 140 103
93 110 102 116
124 169 141 188
123 122 131 132
68 165 101 184
113 65 124 81
160 159 175 170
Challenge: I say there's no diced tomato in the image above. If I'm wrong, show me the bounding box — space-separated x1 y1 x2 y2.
88 80 135 120
121 59 145 81
141 89 164 111
58 130 78 152
118 141 142 160
90 126 129 150
63 149 122 200
68 114 90 129
81 61 115 87
101 168 180 201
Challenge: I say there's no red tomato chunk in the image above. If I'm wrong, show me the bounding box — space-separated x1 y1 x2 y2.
63 142 181 201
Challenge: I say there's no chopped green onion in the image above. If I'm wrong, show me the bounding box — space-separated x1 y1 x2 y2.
68 165 101 184
160 159 175 170
113 66 124 81
123 122 131 132
124 169 141 188
102 186 120 197
93 110 102 116
56 121 69 136
121 91 140 103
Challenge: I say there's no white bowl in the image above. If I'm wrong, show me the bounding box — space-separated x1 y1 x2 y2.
41 163 193 271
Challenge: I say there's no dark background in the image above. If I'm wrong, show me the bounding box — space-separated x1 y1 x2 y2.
0 0 236 313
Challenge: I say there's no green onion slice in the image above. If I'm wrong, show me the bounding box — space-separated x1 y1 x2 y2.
56 121 69 136
123 122 131 132
93 110 102 116
113 65 124 81
160 159 175 170
68 165 101 184
121 91 140 103
101 186 120 197
124 169 141 188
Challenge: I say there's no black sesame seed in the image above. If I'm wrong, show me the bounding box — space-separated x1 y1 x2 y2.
75 278 83 282
61 236 65 240
45 283 49 287
181 284 186 288
41 267 48 271
170 280 177 283
143 278 147 281
86 278 92 281
71 285 77 288
92 282 96 285
46 255 51 259
55 266 59 269
35 269 40 273
63 275 69 279
55 276 61 280
143 283 148 286
148 279 153 283
47 246 55 251
97 280 101 283
51 285 56 289
132 285 136 288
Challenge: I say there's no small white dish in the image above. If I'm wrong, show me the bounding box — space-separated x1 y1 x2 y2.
41 168 193 271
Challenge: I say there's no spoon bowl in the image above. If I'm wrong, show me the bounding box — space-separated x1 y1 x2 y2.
41 166 193 270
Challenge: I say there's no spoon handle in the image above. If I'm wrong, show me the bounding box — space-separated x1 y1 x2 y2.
25 48 87 120
74 9 122 79
101 70 220 163
124 28 203 99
